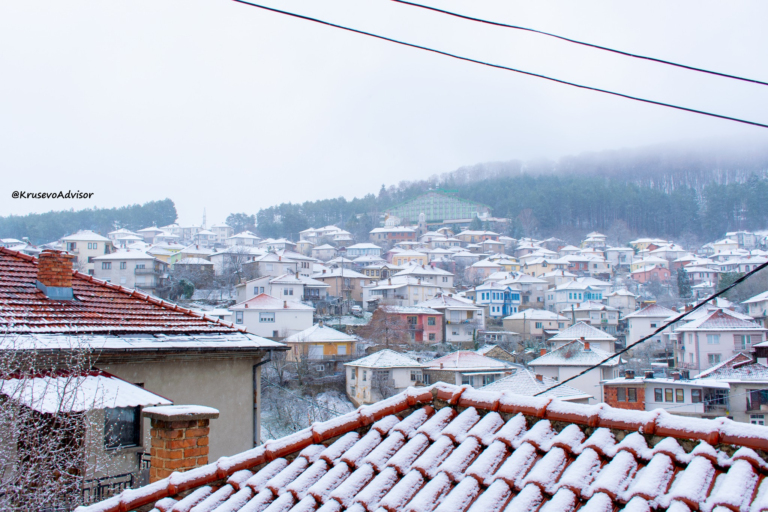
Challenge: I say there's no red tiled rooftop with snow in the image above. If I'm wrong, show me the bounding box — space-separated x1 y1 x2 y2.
79 382 768 512
0 247 245 334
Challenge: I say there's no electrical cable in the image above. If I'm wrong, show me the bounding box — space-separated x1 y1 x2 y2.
231 0 768 130
392 0 768 87
535 260 768 395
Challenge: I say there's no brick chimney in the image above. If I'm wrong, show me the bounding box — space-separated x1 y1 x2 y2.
584 341 590 350
535 374 543 382
143 405 219 483
36 250 75 300
540 348 546 356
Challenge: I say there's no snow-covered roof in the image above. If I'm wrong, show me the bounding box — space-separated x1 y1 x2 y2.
504 309 569 321
93 250 156 261
529 339 621 367
549 321 616 342
417 295 480 310
0 369 172 414
675 308 767 332
381 305 442 315
481 368 592 401
176 257 214 265
424 351 512 370
345 349 424 368
696 353 768 380
346 243 382 250
313 244 336 250
312 267 368 279
284 323 358 343
393 264 453 278
622 303 677 319
744 291 768 304
61 230 110 242
83 380 768 512
230 294 314 311
606 289 636 297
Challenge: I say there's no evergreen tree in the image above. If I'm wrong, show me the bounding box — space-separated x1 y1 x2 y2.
676 269 692 299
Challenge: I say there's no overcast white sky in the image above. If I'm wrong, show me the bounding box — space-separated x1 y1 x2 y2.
2 0 767 225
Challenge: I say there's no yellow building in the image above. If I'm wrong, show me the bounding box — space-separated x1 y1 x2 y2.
283 322 357 364
393 250 428 266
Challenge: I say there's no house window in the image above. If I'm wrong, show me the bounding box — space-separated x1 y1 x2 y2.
235 311 243 324
105 407 140 449
363 370 367 382
429 333 436 341
410 371 422 382
483 374 496 386
707 334 720 345
654 388 663 402
428 317 436 326
751 414 765 426
707 353 721 365
627 388 637 402
423 374 431 385
351 386 356 396
461 375 472 385
254 286 259 295
337 345 347 355
737 335 751 350
691 389 702 403
119 262 127 270
650 323 657 328
535 322 543 329
676 389 684 403
665 389 673 402
259 312 275 323
102 262 112 270
350 368 356 379
136 263 145 269
617 388 626 402
558 323 564 329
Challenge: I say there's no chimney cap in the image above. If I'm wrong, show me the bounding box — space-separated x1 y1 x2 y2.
142 405 219 421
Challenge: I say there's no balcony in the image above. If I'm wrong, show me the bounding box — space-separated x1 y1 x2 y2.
135 267 160 275
306 354 357 362
407 323 424 332
446 319 482 326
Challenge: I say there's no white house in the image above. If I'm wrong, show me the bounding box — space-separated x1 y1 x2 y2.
529 340 622 404
674 308 767 371
93 250 168 296
344 350 424 406
311 244 337 261
422 351 515 387
230 294 314 339
392 263 455 288
345 243 383 258
744 291 768 327
502 309 571 340
61 230 113 275
225 231 261 246
605 289 637 317
547 321 616 352
363 276 447 308
604 247 634 268
623 303 677 347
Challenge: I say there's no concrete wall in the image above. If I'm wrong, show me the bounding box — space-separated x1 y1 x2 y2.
100 356 262 461
240 309 313 338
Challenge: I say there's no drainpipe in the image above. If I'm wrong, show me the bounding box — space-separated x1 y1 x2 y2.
252 350 273 446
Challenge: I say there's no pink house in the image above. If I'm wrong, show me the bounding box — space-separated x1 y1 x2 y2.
381 305 444 343
630 264 670 284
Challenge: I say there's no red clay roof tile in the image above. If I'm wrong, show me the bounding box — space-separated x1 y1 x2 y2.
77 382 768 512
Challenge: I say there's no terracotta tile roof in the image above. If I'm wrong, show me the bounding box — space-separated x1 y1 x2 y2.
529 340 621 367
676 308 767 332
79 382 768 512
548 321 616 342
0 247 244 334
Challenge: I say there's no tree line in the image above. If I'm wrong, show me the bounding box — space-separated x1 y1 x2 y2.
0 199 178 244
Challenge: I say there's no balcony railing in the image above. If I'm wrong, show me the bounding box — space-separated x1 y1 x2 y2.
135 267 160 275
446 319 482 326
306 354 357 362
407 323 424 332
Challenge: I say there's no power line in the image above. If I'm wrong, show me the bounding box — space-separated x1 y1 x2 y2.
231 0 768 130
392 0 768 87
535 260 768 396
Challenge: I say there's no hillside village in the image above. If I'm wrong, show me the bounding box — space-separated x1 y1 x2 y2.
3 190 768 510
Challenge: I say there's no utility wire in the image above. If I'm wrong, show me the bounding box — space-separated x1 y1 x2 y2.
392 0 768 87
231 0 768 130
535 260 768 396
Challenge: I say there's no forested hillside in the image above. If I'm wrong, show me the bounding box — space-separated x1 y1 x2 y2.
0 199 177 244
252 141 768 244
